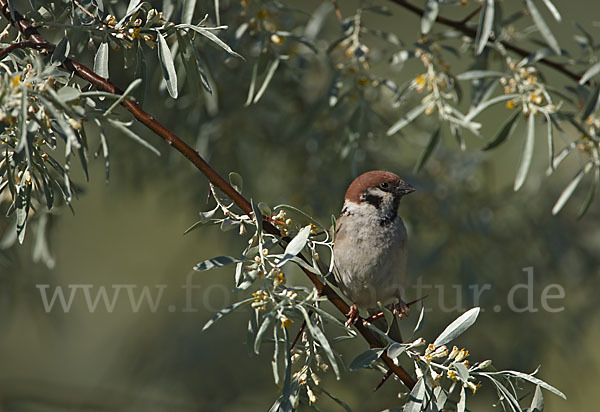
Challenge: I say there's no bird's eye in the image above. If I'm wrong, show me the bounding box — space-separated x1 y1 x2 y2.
379 182 389 190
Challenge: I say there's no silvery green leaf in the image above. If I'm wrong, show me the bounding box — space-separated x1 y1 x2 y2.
453 362 470 382
530 385 544 411
182 0 197 25
51 37 70 64
579 61 600 85
487 376 521 411
299 306 340 378
414 127 441 173
157 32 178 98
254 313 274 354
276 225 312 267
92 0 104 16
220 218 239 231
434 386 448 410
251 200 263 237
201 297 254 331
319 387 352 412
103 78 141 116
525 0 561 54
465 94 519 122
580 84 600 121
16 182 31 244
253 58 280 104
229 171 243 193
457 386 466 412
578 167 599 219
56 86 81 102
271 321 280 384
94 39 109 78
258 202 272 217
106 118 160 156
176 31 203 96
475 0 494 55
403 378 425 412
456 70 505 80
214 0 221 25
194 255 244 271
177 24 243 59
245 62 258 106
433 307 480 347
412 306 425 336
348 348 383 371
387 342 407 359
482 109 520 151
544 112 555 172
496 369 566 399
387 104 427 135
514 114 536 191
421 0 439 35
125 0 142 15
541 0 561 21
552 163 589 215
518 47 558 67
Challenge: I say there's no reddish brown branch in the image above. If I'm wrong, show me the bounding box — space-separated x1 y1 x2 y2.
0 40 53 60
0 0 416 389
388 0 582 83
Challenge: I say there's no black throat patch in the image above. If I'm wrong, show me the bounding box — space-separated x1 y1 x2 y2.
361 193 383 209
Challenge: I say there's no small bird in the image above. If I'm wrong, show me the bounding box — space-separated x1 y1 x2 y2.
333 170 415 335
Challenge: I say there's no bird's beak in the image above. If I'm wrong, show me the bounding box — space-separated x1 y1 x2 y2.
397 182 415 196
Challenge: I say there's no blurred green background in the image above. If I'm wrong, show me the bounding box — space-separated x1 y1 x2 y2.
1 0 599 410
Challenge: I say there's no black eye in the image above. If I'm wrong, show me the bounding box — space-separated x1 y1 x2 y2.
379 182 389 190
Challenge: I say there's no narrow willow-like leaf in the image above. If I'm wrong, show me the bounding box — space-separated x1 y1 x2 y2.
578 167 599 219
544 112 555 172
414 127 441 173
526 0 561 54
157 32 178 98
103 78 142 116
94 39 109 78
177 24 243 59
456 70 505 80
579 61 600 85
271 320 280 384
245 62 258 106
194 255 244 271
580 84 600 121
514 114 536 191
412 306 425 336
541 0 561 21
182 0 196 25
214 0 221 25
201 297 254 331
530 385 544 411
434 307 480 347
465 94 519 122
348 348 383 371
457 386 466 412
106 118 161 156
552 164 589 215
299 306 340 378
421 0 439 35
493 369 567 399
253 58 280 104
475 0 494 55
483 110 520 151
51 37 70 64
254 313 274 354
176 31 202 96
276 225 311 267
403 378 425 412
229 171 243 193
387 104 427 135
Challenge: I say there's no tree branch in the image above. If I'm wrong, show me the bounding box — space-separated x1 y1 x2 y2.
0 1 416 389
388 0 582 83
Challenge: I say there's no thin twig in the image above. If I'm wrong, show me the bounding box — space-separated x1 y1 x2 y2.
459 6 481 24
0 0 417 390
388 0 582 83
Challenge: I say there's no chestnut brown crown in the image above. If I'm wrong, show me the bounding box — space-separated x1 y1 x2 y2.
344 170 415 204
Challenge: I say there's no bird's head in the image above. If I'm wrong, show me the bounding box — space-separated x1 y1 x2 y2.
343 170 415 222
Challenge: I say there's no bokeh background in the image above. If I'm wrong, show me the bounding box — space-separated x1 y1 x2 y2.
1 0 599 410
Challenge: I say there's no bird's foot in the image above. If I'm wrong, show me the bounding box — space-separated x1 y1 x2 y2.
392 301 409 319
345 304 360 327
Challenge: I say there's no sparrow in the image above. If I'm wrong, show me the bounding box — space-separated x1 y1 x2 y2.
332 170 415 336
